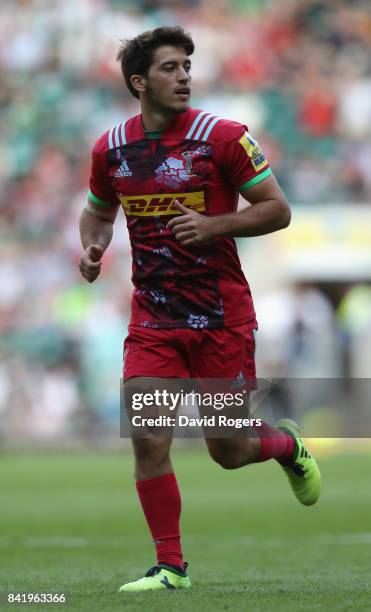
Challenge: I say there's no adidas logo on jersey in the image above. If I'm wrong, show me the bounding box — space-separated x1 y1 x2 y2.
114 157 132 177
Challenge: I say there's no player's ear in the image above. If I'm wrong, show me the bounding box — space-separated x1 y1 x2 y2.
130 74 147 96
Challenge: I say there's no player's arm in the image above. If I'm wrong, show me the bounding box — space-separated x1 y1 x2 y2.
80 136 121 282
208 173 291 238
167 127 290 245
167 175 290 245
79 199 119 283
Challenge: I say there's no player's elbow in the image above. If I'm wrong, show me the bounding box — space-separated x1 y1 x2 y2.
276 198 291 230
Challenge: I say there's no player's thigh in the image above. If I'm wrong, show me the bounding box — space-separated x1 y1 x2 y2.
200 379 257 464
124 375 185 417
123 326 189 379
192 323 257 382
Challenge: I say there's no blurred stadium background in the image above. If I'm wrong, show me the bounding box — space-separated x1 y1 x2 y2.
2 2 371 610
1 0 371 447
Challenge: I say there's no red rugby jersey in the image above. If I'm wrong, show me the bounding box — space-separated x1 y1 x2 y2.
88 108 272 329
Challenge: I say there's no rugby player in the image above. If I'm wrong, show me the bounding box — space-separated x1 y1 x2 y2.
79 26 321 592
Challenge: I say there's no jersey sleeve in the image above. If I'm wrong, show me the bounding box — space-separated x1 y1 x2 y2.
88 141 118 210
217 126 272 192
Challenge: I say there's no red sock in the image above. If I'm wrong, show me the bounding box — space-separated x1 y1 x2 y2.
255 421 296 465
136 473 183 570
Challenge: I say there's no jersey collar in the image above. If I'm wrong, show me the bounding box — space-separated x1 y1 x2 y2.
129 107 195 144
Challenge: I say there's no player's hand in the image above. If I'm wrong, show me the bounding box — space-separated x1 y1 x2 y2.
79 244 103 283
166 200 213 246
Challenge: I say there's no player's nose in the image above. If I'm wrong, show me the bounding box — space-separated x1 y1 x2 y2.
177 67 190 82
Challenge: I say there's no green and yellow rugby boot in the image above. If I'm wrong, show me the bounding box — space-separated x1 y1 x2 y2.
276 418 321 506
119 563 191 593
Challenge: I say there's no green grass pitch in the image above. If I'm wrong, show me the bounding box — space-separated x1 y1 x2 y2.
1 448 371 611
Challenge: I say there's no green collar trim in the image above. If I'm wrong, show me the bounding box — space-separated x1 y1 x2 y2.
144 129 163 140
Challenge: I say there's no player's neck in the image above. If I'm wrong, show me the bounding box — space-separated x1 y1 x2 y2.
140 102 176 132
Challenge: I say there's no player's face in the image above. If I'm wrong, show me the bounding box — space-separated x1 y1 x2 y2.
144 45 191 113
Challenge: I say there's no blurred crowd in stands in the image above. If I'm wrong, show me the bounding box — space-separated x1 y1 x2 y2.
1 0 371 443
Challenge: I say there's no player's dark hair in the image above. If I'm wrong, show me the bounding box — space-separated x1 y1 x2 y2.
116 26 195 99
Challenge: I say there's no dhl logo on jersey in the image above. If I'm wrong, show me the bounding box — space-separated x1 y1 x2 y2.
239 131 268 172
119 191 206 216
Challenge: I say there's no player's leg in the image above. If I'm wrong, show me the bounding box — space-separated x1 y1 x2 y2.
204 408 295 470
120 380 191 592
132 433 173 480
131 432 184 570
204 413 320 505
196 323 294 466
121 434 191 593
195 324 321 505
120 327 191 591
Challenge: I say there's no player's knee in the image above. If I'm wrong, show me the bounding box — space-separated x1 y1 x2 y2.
133 438 170 469
208 446 243 470
208 439 257 469
214 454 242 469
